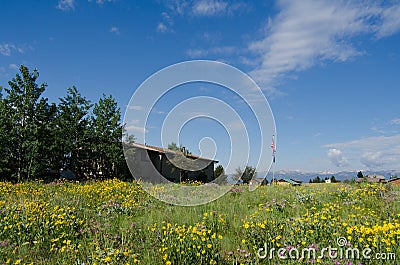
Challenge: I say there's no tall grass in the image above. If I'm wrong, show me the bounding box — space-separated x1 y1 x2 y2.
0 180 399 264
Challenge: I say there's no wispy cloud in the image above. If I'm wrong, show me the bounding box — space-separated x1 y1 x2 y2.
0 43 30 56
248 0 400 96
164 0 247 17
390 118 400 125
9 64 19 70
94 0 115 5
157 12 174 33
192 0 227 16
376 4 400 38
186 46 238 58
125 125 149 134
127 105 143 111
0 44 15 56
109 26 120 35
57 0 75 11
157 23 168 33
370 126 386 134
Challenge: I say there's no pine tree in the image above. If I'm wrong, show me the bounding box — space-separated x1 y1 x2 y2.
1 65 55 181
0 89 13 180
91 94 124 178
57 86 92 179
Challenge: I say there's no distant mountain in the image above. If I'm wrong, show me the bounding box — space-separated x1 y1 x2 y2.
233 169 400 183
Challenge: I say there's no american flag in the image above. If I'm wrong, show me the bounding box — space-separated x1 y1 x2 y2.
271 139 276 154
271 136 276 163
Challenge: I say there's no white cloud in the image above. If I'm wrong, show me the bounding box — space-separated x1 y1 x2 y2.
248 0 400 95
227 120 245 131
192 0 227 16
370 126 385 134
157 12 174 33
186 46 237 58
376 5 400 38
390 118 400 125
157 23 168 33
0 43 29 56
0 44 15 56
161 12 173 25
360 152 385 168
325 135 400 152
327 148 349 167
95 0 115 4
57 0 75 11
151 108 166 115
128 105 143 111
125 125 149 134
186 49 206 57
109 26 120 35
164 0 246 17
325 135 400 169
128 119 140 125
9 64 18 70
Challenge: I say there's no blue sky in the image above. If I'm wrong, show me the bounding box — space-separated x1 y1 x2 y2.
1 0 400 174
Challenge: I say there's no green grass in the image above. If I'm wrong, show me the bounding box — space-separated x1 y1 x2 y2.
0 180 399 264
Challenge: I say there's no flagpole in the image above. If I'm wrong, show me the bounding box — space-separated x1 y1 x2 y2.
272 159 274 184
271 134 276 185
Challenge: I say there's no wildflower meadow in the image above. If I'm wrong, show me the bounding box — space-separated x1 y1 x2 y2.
0 180 399 264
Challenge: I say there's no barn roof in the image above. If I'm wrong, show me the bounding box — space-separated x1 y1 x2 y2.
128 142 219 163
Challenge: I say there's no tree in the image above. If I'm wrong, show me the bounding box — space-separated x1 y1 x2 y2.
214 165 228 185
91 94 124 178
214 165 224 177
168 142 191 154
235 166 256 184
330 175 337 183
56 86 92 179
1 65 55 181
261 178 269 185
168 142 179 151
166 142 210 183
0 65 139 182
357 171 364 178
166 142 191 182
0 89 13 180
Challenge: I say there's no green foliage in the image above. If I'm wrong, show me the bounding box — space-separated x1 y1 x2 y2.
168 142 191 154
56 86 93 179
357 170 364 178
167 142 199 182
310 176 324 183
235 165 256 184
91 94 124 178
214 165 227 184
0 65 128 182
167 142 179 151
0 65 56 181
214 165 224 177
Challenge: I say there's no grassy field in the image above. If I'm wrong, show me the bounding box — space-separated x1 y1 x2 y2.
0 180 399 265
